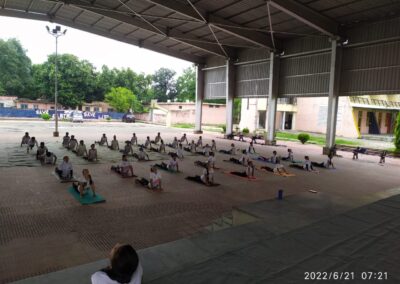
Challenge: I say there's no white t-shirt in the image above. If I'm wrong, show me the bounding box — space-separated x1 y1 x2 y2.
201 168 214 183
138 151 146 160
76 144 87 156
69 139 78 149
120 160 132 168
131 136 137 144
303 160 312 170
168 159 178 171
230 146 236 154
22 136 30 144
100 137 108 145
176 148 183 158
203 147 210 156
44 154 55 164
88 149 97 160
207 156 215 166
57 161 73 178
144 140 150 147
111 140 119 150
37 146 48 156
91 263 143 284
190 143 196 152
150 172 161 186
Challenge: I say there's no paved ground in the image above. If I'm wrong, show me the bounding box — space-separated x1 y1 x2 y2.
0 120 399 283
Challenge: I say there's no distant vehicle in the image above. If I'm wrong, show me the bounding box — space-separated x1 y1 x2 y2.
122 112 135 123
71 111 84 123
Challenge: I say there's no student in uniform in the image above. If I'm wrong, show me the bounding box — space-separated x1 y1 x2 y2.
186 162 214 186
42 151 57 165
140 136 151 149
184 140 197 153
229 150 248 165
55 156 73 180
109 135 120 151
133 147 150 161
196 136 203 148
68 135 78 151
111 155 135 177
247 142 256 154
21 132 30 147
219 143 236 155
379 150 387 164
290 156 317 172
85 144 98 162
176 143 184 159
62 132 70 148
36 142 48 161
73 169 96 198
130 133 138 146
120 141 134 156
158 140 166 153
180 133 189 145
167 137 178 149
136 166 162 190
260 163 290 175
353 147 360 160
152 132 162 145
27 137 39 153
282 149 294 162
211 140 217 152
96 134 109 147
230 160 255 178
74 140 88 157
91 244 142 284
155 155 179 172
195 151 216 168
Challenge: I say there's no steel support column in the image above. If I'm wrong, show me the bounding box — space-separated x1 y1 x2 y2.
225 59 235 135
194 64 204 134
265 52 280 145
324 39 342 153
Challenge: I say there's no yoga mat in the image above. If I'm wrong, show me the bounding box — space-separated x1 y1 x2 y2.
68 187 105 205
111 170 138 178
223 171 258 181
154 165 180 173
185 177 220 187
52 171 77 183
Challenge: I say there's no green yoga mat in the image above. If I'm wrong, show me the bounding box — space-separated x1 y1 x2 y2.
68 187 106 205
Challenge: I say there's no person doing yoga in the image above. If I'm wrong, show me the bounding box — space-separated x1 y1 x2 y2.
136 166 162 190
290 156 318 172
72 169 96 198
42 151 57 165
74 140 88 157
130 133 138 146
68 135 78 151
152 132 162 145
187 162 214 186
184 140 197 153
196 136 203 148
230 160 255 179
167 137 178 149
247 142 256 154
111 155 135 177
353 147 360 160
96 134 109 147
133 147 150 161
85 144 98 162
179 133 189 145
282 148 294 162
62 132 70 148
211 140 217 152
229 150 248 165
36 142 48 162
27 137 38 153
139 136 151 149
219 143 236 155
55 156 73 180
155 155 179 172
21 132 30 147
195 151 216 168
196 144 211 156
120 141 134 156
109 135 120 151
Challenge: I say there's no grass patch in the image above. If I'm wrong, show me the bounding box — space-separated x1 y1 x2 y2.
173 123 194 129
276 132 361 147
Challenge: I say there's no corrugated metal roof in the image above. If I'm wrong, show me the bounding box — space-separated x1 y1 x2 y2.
1 0 400 63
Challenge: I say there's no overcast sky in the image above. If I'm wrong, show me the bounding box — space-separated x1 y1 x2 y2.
0 16 192 75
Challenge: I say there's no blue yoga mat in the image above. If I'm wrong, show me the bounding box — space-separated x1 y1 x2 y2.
68 187 106 205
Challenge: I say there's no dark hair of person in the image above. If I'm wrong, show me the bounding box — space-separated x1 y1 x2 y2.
101 244 139 283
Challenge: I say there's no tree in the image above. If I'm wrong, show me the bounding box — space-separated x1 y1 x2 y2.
176 66 195 102
0 39 33 97
152 68 177 102
105 87 141 113
395 112 400 150
32 54 97 108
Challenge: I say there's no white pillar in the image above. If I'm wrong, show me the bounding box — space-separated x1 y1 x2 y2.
194 64 204 133
325 39 342 153
281 111 286 130
265 52 280 145
225 59 235 135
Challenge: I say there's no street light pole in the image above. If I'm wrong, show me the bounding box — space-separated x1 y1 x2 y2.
46 25 67 137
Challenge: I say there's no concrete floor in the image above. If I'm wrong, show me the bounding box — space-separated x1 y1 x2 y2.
0 120 399 283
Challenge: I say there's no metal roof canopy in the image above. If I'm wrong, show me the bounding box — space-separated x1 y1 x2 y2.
1 0 400 98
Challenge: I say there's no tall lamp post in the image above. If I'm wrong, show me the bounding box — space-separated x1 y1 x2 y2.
46 25 67 137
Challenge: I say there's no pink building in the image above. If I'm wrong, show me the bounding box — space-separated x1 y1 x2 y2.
15 98 62 110
0 96 17 108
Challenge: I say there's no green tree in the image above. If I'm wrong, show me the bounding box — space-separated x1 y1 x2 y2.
176 66 195 102
152 68 177 102
0 38 33 97
395 112 400 150
105 87 141 113
32 54 97 108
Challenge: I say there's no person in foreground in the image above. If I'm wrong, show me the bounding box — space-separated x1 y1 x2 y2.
91 243 143 284
111 155 135 177
136 166 162 190
186 161 215 186
73 169 96 198
55 156 73 180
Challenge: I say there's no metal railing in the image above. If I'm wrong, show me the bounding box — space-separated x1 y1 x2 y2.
349 97 400 108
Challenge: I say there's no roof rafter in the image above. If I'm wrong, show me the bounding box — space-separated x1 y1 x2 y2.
145 0 279 51
0 7 204 63
268 0 339 37
60 0 233 57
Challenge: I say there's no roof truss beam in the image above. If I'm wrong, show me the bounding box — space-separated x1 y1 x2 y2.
268 0 339 37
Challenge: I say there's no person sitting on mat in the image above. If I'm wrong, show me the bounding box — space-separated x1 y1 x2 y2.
196 136 203 148
229 150 248 165
256 151 279 163
133 147 150 161
73 169 96 198
238 132 245 142
68 135 78 151
379 150 387 164
195 151 216 168
139 136 151 149
211 140 217 152
91 243 143 284
184 140 197 153
155 155 180 172
74 140 88 157
109 135 120 151
176 143 184 159
230 160 255 179
42 151 57 165
352 147 360 160
290 156 318 172
282 148 294 162
187 162 214 186
55 156 73 180
247 142 256 154
36 142 48 162
179 133 189 145
260 163 289 175
111 155 135 177
27 136 39 153
196 143 210 156
96 134 109 147
21 132 30 147
158 140 166 153
62 132 70 148
167 137 178 149
130 133 138 146
85 144 98 162
149 166 162 190
151 132 162 145
120 141 134 156
219 143 236 155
